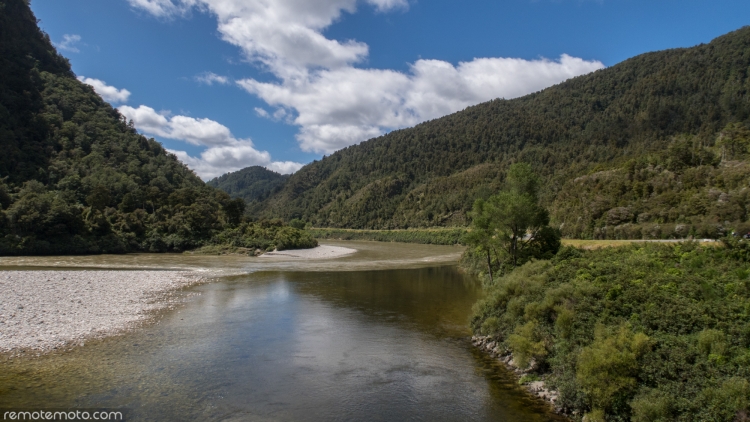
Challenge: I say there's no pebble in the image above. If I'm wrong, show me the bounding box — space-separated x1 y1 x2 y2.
0 270 203 356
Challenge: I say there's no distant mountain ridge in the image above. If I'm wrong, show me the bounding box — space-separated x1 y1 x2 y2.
207 166 288 213
252 26 750 237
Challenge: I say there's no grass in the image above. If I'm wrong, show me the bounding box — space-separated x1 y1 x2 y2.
562 238 718 249
310 228 716 249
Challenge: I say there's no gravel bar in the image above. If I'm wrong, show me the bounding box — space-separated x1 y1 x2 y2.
260 245 357 259
0 270 204 356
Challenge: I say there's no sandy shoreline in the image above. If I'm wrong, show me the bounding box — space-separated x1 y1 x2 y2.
0 270 205 356
260 244 357 259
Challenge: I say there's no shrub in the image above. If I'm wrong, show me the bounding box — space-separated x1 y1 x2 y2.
575 325 649 411
507 320 547 369
630 389 675 422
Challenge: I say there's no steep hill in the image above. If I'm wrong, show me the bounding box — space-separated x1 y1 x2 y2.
207 166 288 214
257 27 750 236
0 0 239 254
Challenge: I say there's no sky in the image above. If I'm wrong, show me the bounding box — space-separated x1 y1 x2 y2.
31 0 750 180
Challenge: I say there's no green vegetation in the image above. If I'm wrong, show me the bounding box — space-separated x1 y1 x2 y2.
552 129 750 240
193 220 317 255
471 240 750 421
0 0 315 255
464 163 561 281
254 26 750 235
206 166 288 215
308 227 465 245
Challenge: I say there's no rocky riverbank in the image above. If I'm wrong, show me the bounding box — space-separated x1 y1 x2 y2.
472 335 565 416
0 270 205 357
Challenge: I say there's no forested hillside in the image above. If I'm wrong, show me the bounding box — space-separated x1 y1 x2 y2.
207 166 288 214
0 0 314 254
257 27 750 237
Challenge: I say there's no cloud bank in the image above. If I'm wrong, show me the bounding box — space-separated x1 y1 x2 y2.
239 55 603 153
78 77 132 103
118 105 302 179
128 0 605 154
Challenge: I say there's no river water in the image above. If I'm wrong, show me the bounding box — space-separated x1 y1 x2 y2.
0 241 562 421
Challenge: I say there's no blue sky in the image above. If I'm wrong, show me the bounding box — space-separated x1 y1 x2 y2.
31 0 750 180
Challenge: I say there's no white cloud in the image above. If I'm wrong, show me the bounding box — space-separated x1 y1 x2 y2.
172 148 303 179
118 105 302 179
77 76 132 103
238 54 605 153
267 161 305 174
128 0 606 155
254 107 289 122
128 0 368 73
254 107 270 118
55 34 82 53
126 0 198 17
273 108 288 120
195 71 230 85
366 0 408 12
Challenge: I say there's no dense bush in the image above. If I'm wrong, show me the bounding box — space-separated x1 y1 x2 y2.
207 220 317 252
552 140 750 240
471 241 750 421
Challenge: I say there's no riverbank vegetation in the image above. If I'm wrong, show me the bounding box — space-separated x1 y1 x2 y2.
470 239 750 421
308 227 465 245
194 220 317 255
463 163 561 281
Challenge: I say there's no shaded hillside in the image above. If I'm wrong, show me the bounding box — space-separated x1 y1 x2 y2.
0 0 314 255
0 0 73 183
258 27 750 233
207 166 288 213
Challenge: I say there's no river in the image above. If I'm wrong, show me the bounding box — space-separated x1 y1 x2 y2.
0 241 562 421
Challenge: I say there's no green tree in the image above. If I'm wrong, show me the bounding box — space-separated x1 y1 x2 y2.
465 163 559 277
86 185 111 211
465 198 499 282
223 198 246 226
718 122 750 160
288 218 306 230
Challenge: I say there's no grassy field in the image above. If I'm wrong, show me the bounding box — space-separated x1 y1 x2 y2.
309 228 714 249
562 238 718 249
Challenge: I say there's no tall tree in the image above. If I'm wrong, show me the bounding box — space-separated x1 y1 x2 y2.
719 122 750 160
466 163 560 278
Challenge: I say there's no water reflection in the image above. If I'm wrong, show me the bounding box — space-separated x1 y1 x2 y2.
1 244 562 421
